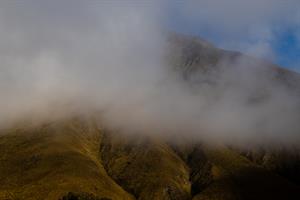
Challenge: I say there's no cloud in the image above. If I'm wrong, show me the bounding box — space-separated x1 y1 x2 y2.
0 0 166 124
0 1 299 147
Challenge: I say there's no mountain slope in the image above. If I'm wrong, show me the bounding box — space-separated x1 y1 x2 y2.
168 33 300 93
100 132 191 200
0 34 300 199
0 118 299 200
0 119 134 200
194 147 300 200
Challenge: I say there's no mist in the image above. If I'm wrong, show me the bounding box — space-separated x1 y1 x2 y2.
0 1 299 146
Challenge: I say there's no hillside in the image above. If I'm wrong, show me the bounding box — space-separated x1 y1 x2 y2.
0 119 134 200
0 34 300 200
0 118 299 200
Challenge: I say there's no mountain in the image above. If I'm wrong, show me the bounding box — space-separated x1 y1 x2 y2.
0 34 300 200
1 118 299 200
167 33 300 90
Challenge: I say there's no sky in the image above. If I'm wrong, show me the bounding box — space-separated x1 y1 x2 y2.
273 30 300 71
1 0 299 71
168 0 300 72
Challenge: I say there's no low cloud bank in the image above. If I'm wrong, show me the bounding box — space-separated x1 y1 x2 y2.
0 1 299 146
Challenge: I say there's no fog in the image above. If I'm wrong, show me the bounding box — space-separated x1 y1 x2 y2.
0 1 299 146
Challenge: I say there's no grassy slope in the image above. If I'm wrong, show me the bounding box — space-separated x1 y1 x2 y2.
100 132 191 200
193 147 300 200
0 119 299 200
0 119 134 200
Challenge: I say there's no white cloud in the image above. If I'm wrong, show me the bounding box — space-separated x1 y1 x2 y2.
0 1 299 146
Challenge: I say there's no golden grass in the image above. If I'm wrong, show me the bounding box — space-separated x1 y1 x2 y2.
0 119 134 200
0 119 299 200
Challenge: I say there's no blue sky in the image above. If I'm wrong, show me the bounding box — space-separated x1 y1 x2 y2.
170 20 300 72
167 0 300 72
273 30 300 71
